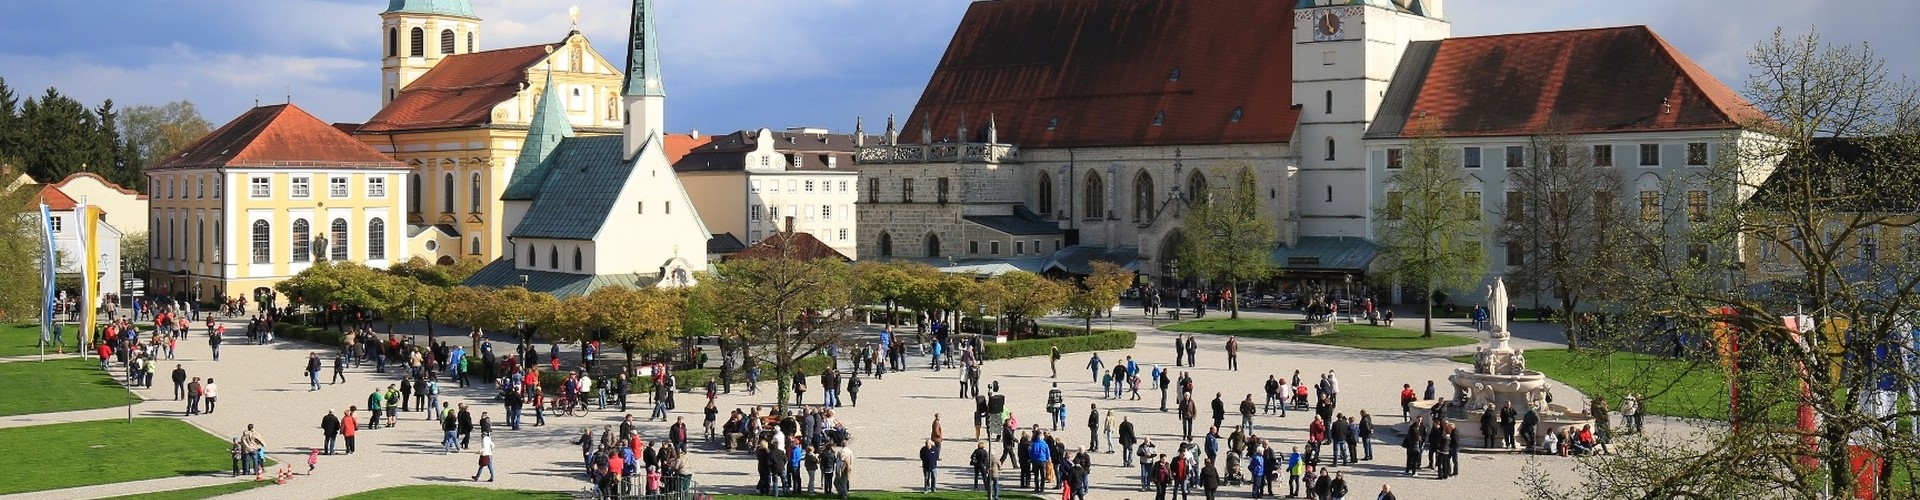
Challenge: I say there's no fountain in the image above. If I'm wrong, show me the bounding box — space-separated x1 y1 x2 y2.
1442 278 1592 451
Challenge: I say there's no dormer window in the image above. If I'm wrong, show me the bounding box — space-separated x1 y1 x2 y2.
1153 111 1165 127
1047 116 1059 130
1229 107 1243 123
1168 67 1181 81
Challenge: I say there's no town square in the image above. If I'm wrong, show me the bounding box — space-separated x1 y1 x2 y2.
0 0 1916 499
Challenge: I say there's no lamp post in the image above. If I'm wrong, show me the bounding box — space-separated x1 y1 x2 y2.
1170 258 1182 321
1343 274 1353 324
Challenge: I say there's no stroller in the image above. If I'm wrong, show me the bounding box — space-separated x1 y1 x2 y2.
1224 450 1245 486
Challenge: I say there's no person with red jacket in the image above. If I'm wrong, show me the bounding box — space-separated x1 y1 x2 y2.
1400 384 1417 420
1308 416 1328 465
341 407 359 454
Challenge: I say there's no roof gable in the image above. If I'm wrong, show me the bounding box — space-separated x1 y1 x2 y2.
1372 26 1764 138
904 0 1301 149
727 231 850 262
31 185 78 211
356 43 560 134
509 135 635 240
150 104 403 171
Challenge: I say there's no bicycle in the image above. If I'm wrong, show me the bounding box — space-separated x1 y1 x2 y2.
555 394 590 417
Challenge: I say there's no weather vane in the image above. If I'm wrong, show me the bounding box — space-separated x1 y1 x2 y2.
569 6 581 29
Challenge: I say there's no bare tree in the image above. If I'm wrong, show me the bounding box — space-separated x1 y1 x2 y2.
1495 126 1631 345
1373 128 1488 337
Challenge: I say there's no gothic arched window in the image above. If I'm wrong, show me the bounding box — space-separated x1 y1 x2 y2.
1188 170 1209 207
549 245 559 269
1134 170 1155 222
573 248 583 271
878 232 893 257
1084 171 1105 218
1037 171 1054 218
469 173 482 212
409 27 424 57
442 172 454 212
924 233 942 258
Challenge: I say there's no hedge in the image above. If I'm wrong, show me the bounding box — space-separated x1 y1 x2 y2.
980 328 1135 359
272 323 347 348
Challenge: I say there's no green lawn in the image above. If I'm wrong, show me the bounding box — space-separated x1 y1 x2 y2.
0 418 240 495
96 480 269 500
0 323 58 357
1164 317 1476 350
331 485 572 500
0 357 137 416
1448 349 1731 420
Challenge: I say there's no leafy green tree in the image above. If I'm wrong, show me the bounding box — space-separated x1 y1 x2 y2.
978 271 1069 337
1372 128 1488 337
695 253 856 411
274 262 392 330
852 260 937 326
442 285 556 348
119 231 148 278
118 101 211 189
1062 261 1133 333
0 186 44 322
1179 164 1277 319
554 286 686 374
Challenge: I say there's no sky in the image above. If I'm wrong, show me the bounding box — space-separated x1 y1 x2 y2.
2 0 1916 135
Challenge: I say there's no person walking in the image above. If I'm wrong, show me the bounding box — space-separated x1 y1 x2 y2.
471 432 495 481
320 410 341 455
920 439 940 493
1119 417 1138 467
458 404 475 449
171 364 188 400
332 352 347 385
306 353 322 391
208 326 223 361
1225 336 1239 371
440 404 459 454
186 377 204 415
1358 410 1375 461
1086 404 1101 453
366 387 384 430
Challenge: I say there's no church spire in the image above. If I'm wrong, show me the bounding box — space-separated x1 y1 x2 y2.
510 71 573 190
853 116 865 147
884 114 898 146
621 0 664 97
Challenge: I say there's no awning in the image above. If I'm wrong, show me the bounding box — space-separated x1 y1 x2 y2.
1270 237 1379 273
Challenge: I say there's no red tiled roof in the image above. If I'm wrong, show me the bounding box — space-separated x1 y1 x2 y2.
355 43 560 134
662 133 710 165
53 172 147 199
31 184 78 211
726 231 850 262
903 0 1300 149
149 104 405 171
1389 26 1765 137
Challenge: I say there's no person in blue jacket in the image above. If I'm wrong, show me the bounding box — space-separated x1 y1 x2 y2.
1029 433 1053 493
920 440 941 493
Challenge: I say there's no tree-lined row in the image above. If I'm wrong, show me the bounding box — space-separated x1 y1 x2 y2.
0 77 211 191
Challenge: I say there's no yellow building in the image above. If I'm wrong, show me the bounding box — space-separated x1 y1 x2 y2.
146 104 410 302
353 0 625 264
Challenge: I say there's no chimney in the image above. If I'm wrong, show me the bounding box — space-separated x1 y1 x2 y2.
690 129 700 139
783 216 795 234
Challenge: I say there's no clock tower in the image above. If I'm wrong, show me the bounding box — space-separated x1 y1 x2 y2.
1291 0 1449 238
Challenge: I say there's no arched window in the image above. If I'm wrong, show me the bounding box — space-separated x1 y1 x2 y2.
387 28 399 57
1133 170 1155 221
1037 172 1054 217
470 236 481 255
466 32 474 53
1325 137 1336 161
213 220 222 263
330 218 349 261
548 245 559 269
409 27 424 57
291 219 310 262
368 218 386 260
442 172 454 212
166 218 176 259
251 220 270 264
573 248 583 271
924 233 942 258
469 173 482 212
1324 90 1333 114
440 29 455 55
410 173 422 212
197 219 205 263
878 232 893 257
523 244 533 267
1084 171 1105 218
1188 170 1209 207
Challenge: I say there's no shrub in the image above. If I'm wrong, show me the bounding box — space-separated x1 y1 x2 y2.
272 323 347 347
534 355 836 394
980 328 1135 360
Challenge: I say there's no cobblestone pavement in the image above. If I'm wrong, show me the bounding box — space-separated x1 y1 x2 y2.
11 305 1690 499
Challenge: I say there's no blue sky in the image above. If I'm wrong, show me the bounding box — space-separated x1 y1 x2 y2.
3 0 1916 134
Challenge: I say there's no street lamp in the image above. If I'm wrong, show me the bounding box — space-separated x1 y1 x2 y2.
1343 274 1353 324
1169 258 1182 321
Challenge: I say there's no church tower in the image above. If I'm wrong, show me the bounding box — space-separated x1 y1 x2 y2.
1290 0 1448 238
621 0 666 160
380 0 481 107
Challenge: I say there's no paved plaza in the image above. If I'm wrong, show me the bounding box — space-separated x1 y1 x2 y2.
2 305 1683 499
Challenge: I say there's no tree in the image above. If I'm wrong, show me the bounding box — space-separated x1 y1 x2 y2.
273 262 391 330
695 254 856 410
852 260 937 326
15 88 113 182
1179 164 1277 319
555 286 686 374
1372 128 1488 337
1495 127 1631 345
978 271 1069 337
0 186 43 321
119 231 148 278
1532 28 1920 499
118 101 211 190
442 285 556 348
1062 261 1133 333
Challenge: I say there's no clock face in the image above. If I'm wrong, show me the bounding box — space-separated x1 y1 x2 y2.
1314 10 1345 41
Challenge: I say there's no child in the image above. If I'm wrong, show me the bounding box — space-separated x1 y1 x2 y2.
307 447 319 474
230 438 243 476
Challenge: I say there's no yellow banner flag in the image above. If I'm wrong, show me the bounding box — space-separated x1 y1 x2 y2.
82 206 100 346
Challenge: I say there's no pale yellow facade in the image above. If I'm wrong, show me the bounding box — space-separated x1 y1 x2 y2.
147 167 408 302
358 31 624 264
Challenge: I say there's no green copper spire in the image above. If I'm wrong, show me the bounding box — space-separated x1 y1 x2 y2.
507 72 573 196
621 0 665 97
384 0 477 19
